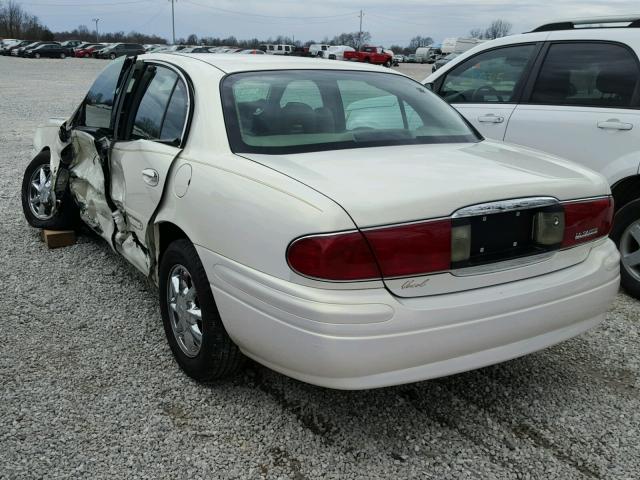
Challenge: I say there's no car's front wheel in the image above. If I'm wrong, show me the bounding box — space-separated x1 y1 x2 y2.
109 53 116 60
159 239 245 381
34 53 40 59
21 152 78 230
611 199 640 299
60 53 66 59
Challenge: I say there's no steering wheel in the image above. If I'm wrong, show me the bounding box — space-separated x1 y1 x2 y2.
472 86 503 103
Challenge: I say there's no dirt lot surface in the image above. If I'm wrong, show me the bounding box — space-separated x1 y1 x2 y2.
0 56 639 479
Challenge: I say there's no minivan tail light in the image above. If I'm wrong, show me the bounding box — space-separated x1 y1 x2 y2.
287 231 381 281
562 197 614 247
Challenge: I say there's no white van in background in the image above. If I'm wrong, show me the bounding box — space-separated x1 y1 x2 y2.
441 37 485 54
309 44 330 57
320 45 355 60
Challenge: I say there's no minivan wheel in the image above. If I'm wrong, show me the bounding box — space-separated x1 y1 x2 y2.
109 53 116 60
21 152 78 230
611 198 640 299
159 239 245 381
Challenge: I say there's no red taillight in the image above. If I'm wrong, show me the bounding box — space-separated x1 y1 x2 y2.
562 197 614 247
287 231 381 281
287 219 452 281
362 219 452 277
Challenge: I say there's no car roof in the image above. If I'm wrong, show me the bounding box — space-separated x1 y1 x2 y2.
143 52 403 75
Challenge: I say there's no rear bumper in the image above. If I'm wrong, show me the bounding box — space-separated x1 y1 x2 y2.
198 240 620 389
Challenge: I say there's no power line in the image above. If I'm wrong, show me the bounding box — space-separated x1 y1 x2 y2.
182 0 358 20
19 0 156 6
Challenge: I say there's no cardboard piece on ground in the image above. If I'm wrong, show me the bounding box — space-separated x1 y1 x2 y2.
41 229 76 249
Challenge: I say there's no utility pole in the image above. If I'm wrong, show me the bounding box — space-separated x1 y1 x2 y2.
170 0 176 44
92 18 100 42
358 10 364 49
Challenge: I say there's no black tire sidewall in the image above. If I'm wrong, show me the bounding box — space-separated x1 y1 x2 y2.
611 198 640 298
159 239 243 380
21 152 78 230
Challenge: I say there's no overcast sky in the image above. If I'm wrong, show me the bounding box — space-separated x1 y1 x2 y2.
16 0 640 45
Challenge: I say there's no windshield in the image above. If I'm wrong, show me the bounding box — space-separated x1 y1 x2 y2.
221 70 478 155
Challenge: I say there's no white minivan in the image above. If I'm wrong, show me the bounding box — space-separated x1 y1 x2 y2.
424 15 640 298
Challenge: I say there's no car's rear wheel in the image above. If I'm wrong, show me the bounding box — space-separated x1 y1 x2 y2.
60 53 66 59
21 152 78 230
84 53 90 58
34 53 40 59
611 198 640 299
159 239 245 381
109 53 116 60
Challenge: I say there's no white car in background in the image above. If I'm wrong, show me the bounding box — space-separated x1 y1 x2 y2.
424 15 640 298
22 53 619 389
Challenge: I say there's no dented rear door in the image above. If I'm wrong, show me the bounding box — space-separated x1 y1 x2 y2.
109 61 191 265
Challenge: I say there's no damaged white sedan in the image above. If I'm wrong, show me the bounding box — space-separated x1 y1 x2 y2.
22 54 620 389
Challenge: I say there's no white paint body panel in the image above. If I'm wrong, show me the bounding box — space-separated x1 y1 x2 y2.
32 53 621 388
199 240 619 390
424 29 640 186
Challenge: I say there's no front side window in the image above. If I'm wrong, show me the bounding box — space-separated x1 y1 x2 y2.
440 44 536 104
130 65 188 145
82 56 127 129
222 70 478 155
531 42 639 108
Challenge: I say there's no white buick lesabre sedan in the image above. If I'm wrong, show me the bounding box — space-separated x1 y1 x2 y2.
21 54 620 389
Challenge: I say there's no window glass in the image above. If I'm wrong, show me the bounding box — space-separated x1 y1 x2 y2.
440 44 536 103
222 70 478 155
531 43 639 107
280 80 323 109
131 66 178 140
160 79 188 144
83 56 126 129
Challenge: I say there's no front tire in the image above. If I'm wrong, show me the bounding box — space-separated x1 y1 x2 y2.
159 239 245 381
611 199 640 299
109 53 116 60
21 152 78 230
34 53 40 59
60 53 66 59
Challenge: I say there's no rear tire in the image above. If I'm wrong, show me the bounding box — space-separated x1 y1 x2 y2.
21 152 78 230
109 53 116 60
159 239 245 382
34 53 40 59
611 198 640 299
60 53 66 59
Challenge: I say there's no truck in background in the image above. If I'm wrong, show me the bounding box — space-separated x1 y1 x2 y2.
343 45 394 67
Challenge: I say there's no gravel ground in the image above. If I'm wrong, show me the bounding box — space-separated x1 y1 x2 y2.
1 56 639 480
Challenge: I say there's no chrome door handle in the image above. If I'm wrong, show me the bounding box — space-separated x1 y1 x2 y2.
597 119 633 131
142 168 159 186
478 114 504 124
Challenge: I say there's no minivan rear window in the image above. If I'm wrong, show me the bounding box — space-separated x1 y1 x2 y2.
221 70 479 155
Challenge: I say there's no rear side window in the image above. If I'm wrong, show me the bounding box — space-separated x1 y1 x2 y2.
440 44 536 103
531 43 639 108
130 65 188 145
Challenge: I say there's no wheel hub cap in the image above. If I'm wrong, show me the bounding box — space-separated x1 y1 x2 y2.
167 264 203 358
620 220 640 282
28 165 55 220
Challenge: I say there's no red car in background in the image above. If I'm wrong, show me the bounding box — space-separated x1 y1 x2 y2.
74 43 105 58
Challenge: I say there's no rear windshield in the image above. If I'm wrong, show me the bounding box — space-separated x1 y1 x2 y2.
221 70 479 155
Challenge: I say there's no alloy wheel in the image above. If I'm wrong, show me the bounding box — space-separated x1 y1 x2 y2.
620 220 640 282
167 264 203 358
28 164 55 220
